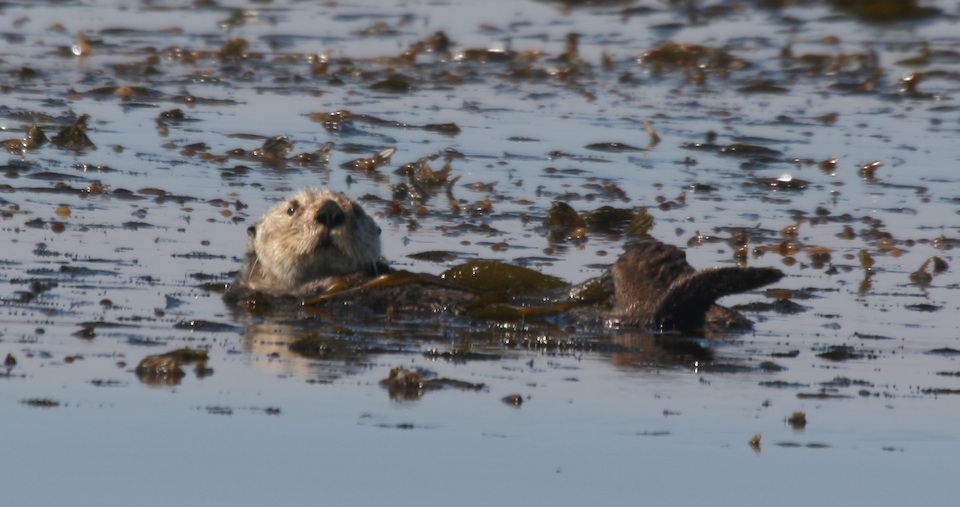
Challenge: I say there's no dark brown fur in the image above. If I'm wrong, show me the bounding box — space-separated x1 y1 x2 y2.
610 240 783 329
226 191 784 330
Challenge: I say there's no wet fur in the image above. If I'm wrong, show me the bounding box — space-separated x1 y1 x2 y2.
234 188 384 297
610 240 783 329
228 190 784 330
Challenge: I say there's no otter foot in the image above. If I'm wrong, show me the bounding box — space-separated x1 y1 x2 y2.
612 240 783 330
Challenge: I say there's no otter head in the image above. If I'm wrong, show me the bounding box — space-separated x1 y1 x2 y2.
246 188 382 294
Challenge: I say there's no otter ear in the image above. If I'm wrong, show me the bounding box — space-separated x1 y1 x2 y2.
247 226 256 239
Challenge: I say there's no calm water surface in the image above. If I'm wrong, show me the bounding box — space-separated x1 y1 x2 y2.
2 0 960 505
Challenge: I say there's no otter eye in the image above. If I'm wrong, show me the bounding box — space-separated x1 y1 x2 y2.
286 200 300 216
377 226 382 236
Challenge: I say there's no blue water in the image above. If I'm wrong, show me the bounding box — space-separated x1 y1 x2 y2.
2 0 960 505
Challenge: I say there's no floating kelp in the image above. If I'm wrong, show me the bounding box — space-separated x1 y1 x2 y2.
826 0 940 22
288 335 355 360
441 260 567 297
780 47 881 79
155 108 195 129
754 175 809 191
50 114 95 150
625 208 654 236
406 250 464 263
370 73 414 92
545 201 646 242
502 393 524 406
422 348 502 362
3 125 46 155
454 48 521 64
310 109 460 135
926 348 960 356
21 398 61 408
173 320 242 332
584 206 635 233
819 157 838 174
909 256 948 285
720 144 782 158
821 376 874 388
135 348 211 386
816 346 863 362
858 160 882 180
252 135 294 160
638 41 748 75
905 303 941 312
796 392 853 400
341 147 396 171
220 37 250 60
737 80 789 94
135 354 185 384
401 30 453 61
544 201 586 242
584 142 645 153
394 153 457 191
380 366 485 401
731 298 806 315
84 85 164 100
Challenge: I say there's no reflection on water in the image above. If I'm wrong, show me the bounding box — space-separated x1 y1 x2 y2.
2 0 960 505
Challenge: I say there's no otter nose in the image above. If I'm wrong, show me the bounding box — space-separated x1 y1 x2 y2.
316 200 346 228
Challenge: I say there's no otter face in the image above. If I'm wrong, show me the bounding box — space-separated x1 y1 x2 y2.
248 188 382 293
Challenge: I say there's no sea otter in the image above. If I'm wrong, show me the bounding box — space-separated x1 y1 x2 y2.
226 188 783 330
232 188 387 297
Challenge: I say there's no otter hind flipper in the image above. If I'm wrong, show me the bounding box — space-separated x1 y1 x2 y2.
649 266 784 329
611 240 783 330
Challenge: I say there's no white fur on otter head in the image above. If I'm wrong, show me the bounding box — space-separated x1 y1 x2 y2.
239 188 382 295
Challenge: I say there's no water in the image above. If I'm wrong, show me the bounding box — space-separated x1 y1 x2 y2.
2 0 960 505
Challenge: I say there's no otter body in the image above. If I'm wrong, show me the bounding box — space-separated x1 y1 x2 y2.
228 189 783 331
